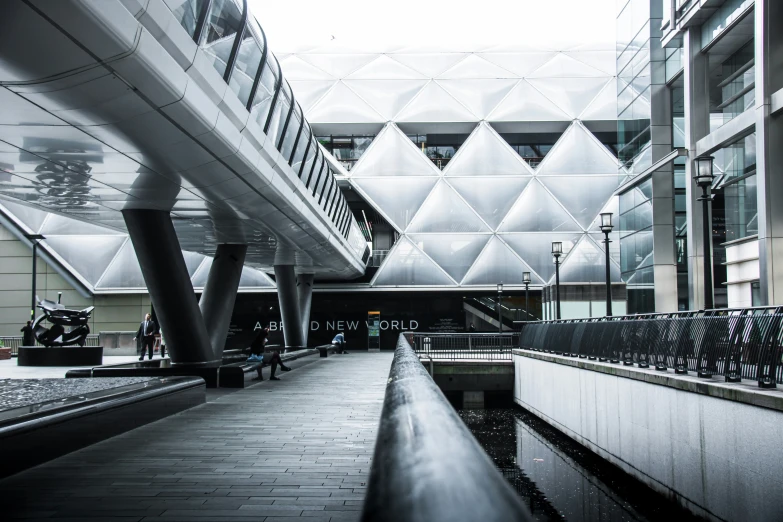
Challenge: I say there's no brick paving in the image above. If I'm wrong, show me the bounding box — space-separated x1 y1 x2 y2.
0 351 393 521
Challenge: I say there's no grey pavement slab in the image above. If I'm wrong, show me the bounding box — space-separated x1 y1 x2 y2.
0 351 393 521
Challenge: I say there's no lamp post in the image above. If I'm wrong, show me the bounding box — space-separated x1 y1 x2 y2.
599 212 614 317
25 234 45 321
695 156 715 310
552 242 562 320
497 283 503 333
523 271 531 320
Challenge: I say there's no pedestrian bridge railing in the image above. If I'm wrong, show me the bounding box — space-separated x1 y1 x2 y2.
360 334 532 522
404 332 518 361
519 306 783 388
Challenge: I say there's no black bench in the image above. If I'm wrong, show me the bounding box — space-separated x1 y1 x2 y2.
218 348 339 388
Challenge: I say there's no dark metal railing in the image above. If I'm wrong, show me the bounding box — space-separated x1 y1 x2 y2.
519 306 783 388
405 332 518 361
361 334 532 522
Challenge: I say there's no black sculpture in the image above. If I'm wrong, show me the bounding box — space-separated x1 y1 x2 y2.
32 296 93 347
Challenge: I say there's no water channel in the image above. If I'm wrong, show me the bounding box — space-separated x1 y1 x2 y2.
458 407 705 522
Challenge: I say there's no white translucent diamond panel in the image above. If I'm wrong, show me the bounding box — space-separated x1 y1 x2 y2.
40 214 124 236
537 123 618 175
43 235 126 286
391 53 468 77
182 251 206 277
462 236 538 285
559 237 622 283
95 239 145 289
528 53 607 78
438 55 514 79
372 238 454 286
347 55 425 80
407 182 489 233
351 125 440 177
444 123 531 176
0 200 49 233
589 231 621 266
487 80 570 122
190 257 211 287
409 234 490 283
300 54 379 78
343 80 427 120
288 81 335 113
527 77 611 119
239 267 275 287
353 177 437 231
499 180 580 232
395 81 477 122
438 79 518 120
481 52 557 77
579 80 618 121
449 176 531 230
307 82 384 123
540 175 619 229
501 233 582 282
566 51 616 75
278 56 333 80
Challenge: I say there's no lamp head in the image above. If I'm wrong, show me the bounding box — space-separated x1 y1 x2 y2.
599 212 613 233
497 283 503 294
551 241 563 258
522 271 531 284
694 156 715 189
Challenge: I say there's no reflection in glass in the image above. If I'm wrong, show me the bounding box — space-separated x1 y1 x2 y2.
620 178 654 313
166 0 207 39
200 0 243 79
228 24 263 107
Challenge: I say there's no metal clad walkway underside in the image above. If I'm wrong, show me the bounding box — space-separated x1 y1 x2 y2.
0 352 394 521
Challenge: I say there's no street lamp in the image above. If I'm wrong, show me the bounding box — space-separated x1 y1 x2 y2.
552 242 563 320
522 271 531 321
599 212 613 317
497 283 503 333
695 156 715 310
25 234 45 321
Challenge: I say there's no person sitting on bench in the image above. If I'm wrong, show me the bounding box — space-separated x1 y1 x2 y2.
332 331 347 353
254 350 291 381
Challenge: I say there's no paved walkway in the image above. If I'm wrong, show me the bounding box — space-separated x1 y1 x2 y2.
1 351 394 521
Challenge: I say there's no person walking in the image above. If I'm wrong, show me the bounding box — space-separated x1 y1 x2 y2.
135 313 157 361
20 321 34 346
332 331 346 353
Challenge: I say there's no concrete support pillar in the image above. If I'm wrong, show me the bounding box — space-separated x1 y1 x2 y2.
297 273 314 346
200 243 247 359
122 209 216 365
274 264 305 349
756 0 783 305
683 26 710 310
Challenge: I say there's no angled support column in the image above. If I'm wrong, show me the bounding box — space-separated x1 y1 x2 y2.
122 209 216 365
297 273 314 346
200 243 247 359
274 264 305 349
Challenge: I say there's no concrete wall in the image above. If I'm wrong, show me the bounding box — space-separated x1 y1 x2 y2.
0 223 150 338
513 350 783 522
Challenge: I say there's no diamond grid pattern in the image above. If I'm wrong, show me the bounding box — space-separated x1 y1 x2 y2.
282 47 619 287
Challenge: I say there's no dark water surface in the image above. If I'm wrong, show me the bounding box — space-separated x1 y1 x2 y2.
458 408 704 522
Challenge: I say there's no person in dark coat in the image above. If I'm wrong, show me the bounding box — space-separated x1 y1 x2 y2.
20 321 34 346
134 313 158 360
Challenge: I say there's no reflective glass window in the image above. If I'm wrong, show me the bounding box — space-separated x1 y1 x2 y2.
199 0 243 79
322 177 334 209
272 82 292 150
300 138 317 180
165 0 207 39
292 123 310 173
308 158 323 190
249 58 278 130
228 24 263 107
281 104 302 161
619 178 654 313
311 163 326 196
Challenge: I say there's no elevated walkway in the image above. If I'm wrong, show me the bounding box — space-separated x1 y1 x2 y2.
0 351 393 520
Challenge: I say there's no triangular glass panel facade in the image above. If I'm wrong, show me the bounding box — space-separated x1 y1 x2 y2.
539 175 619 229
409 233 490 283
351 124 441 177
307 82 385 123
528 53 608 78
527 77 611 119
372 237 455 286
438 54 514 79
487 80 570 121
95 239 146 289
438 79 518 120
343 80 427 120
579 79 618 120
395 81 477 122
45 235 126 286
444 123 531 176
41 214 123 236
288 80 336 113
589 231 621 266
461 236 539 285
481 52 558 77
498 180 581 232
190 257 210 287
0 199 48 233
238 266 275 287
559 236 622 283
563 51 616 76
182 250 206 278
390 53 468 77
449 176 531 230
537 123 619 175
346 55 426 80
353 176 438 231
299 54 379 78
406 182 490 233
278 56 334 80
501 232 582 283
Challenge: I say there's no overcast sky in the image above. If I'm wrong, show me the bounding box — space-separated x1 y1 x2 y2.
248 0 617 53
